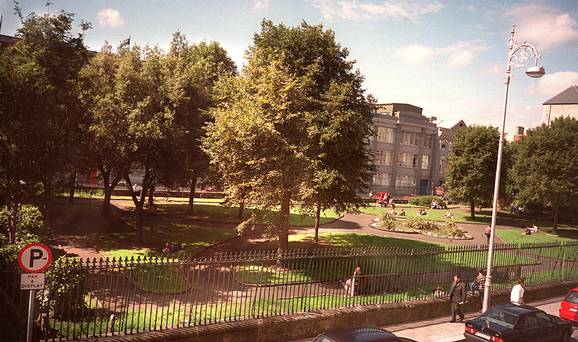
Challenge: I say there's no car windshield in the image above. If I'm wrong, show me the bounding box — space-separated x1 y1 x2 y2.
483 307 518 328
565 291 578 304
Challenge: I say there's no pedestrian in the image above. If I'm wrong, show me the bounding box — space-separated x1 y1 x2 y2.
484 225 491 244
510 278 525 305
469 269 485 297
449 273 467 322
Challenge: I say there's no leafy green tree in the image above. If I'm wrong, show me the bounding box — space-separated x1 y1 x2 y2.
509 117 578 232
204 21 374 249
165 33 236 210
79 43 132 217
0 8 90 228
446 126 504 219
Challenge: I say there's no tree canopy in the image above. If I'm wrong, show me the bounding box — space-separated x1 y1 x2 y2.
509 117 578 232
204 20 374 249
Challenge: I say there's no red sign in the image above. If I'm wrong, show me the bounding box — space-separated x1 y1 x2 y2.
17 243 53 273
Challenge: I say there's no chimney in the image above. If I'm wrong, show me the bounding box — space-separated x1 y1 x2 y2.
513 126 525 142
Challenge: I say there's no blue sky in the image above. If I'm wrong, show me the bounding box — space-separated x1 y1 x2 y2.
2 0 578 134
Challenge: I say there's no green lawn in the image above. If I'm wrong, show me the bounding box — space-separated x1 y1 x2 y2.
496 227 578 244
360 204 492 223
129 265 189 293
153 202 340 227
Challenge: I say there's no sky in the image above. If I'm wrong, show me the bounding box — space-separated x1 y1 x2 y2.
2 0 578 134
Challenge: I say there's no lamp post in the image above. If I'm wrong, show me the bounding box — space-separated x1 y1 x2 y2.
482 25 545 313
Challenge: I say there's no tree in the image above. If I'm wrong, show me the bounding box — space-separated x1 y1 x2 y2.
204 21 374 250
446 126 504 219
165 33 236 210
79 43 132 217
0 8 90 229
509 117 578 233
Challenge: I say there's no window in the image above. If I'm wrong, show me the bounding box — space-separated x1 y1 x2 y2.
396 175 415 188
439 156 447 173
398 152 418 168
373 173 391 186
376 126 395 144
534 312 552 326
421 155 430 170
374 151 393 166
400 131 418 146
516 315 538 330
423 135 433 148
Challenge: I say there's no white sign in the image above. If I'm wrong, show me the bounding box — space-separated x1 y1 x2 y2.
20 273 45 290
18 243 52 273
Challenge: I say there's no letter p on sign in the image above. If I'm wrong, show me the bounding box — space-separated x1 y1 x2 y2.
18 243 53 273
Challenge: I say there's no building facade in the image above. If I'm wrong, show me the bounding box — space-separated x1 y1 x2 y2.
543 85 578 125
368 103 465 196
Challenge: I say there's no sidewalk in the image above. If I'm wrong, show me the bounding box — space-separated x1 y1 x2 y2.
387 297 576 342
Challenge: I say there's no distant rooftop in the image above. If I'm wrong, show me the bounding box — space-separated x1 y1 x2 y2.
543 85 578 105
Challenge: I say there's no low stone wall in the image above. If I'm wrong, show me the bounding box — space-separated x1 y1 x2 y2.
95 280 578 342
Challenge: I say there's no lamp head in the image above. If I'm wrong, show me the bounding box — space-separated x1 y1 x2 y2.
526 66 545 78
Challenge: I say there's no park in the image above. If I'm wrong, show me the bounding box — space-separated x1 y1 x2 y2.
1 3 578 342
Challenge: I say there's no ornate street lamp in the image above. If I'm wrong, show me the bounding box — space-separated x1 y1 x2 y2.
482 26 545 313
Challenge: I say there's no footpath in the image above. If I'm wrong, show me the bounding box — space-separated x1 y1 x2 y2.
386 297 577 342
291 297 577 342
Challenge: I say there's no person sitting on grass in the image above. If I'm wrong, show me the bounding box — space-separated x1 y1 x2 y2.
417 208 428 216
398 209 406 216
444 210 453 219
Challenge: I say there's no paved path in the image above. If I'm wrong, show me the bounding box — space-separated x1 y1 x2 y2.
389 297 577 342
290 297 577 342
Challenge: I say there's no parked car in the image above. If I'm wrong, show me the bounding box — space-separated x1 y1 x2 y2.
560 287 578 325
464 303 573 342
312 327 414 342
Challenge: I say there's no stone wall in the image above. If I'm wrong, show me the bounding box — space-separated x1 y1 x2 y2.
96 280 578 342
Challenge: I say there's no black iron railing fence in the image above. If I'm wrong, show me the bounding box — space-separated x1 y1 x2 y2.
1 242 577 341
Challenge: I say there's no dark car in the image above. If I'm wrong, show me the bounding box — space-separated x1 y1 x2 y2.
312 327 414 342
464 303 573 342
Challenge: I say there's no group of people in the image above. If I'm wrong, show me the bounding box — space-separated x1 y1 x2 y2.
448 271 526 323
431 200 448 210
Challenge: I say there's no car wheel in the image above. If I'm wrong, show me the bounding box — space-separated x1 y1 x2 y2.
560 329 571 342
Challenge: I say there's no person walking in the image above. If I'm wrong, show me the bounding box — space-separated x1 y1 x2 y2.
449 274 467 322
510 278 525 305
484 225 491 244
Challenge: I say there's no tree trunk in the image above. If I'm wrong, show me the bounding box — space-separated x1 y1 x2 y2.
278 194 291 251
470 199 475 219
314 202 321 243
42 178 52 229
552 207 559 234
188 172 197 210
125 170 149 244
238 200 245 219
102 185 112 218
68 173 76 204
148 184 155 210
6 204 18 244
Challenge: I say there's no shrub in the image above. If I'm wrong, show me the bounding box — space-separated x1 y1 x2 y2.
378 212 397 230
440 220 467 238
0 204 44 236
408 196 444 207
404 218 439 231
38 257 89 319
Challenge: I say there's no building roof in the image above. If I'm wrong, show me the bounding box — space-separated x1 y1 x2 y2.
543 85 578 105
0 34 19 46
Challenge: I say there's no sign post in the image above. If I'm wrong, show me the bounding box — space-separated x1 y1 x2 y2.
18 242 52 342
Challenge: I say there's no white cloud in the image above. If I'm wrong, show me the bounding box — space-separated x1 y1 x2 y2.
394 40 489 67
529 71 578 97
309 0 444 22
97 8 124 29
505 4 578 50
252 0 270 11
393 44 435 63
484 62 503 76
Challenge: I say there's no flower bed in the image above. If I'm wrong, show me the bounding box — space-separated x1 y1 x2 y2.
370 215 472 240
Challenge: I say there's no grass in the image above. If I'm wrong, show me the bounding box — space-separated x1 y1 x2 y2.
495 227 578 260
150 202 340 227
129 265 189 293
360 204 492 223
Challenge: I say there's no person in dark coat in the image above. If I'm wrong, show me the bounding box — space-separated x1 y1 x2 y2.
449 273 467 322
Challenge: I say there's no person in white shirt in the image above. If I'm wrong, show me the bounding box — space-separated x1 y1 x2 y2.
510 278 525 305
